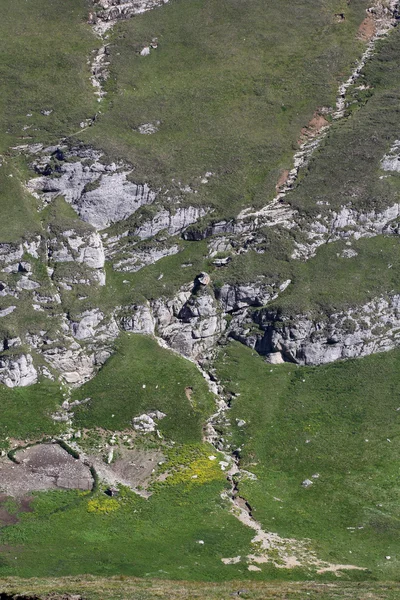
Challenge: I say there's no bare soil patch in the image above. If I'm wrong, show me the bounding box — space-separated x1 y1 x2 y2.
299 112 329 144
358 15 376 41
87 446 164 495
276 169 290 192
0 495 34 527
0 444 93 497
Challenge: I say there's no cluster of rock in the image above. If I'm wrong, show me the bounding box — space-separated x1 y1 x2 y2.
292 202 400 260
111 242 180 273
91 0 170 35
120 278 281 360
132 410 166 432
230 294 400 365
0 225 116 386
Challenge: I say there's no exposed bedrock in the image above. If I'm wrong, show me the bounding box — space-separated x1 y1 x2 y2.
122 286 227 359
0 354 37 388
232 295 400 365
91 0 170 34
27 147 157 230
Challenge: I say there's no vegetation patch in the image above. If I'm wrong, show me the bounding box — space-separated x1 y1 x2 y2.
87 497 119 514
73 334 215 443
0 382 64 450
83 0 368 219
154 444 224 489
215 341 400 579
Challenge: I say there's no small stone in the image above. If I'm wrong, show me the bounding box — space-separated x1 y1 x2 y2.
302 479 313 488
196 272 211 286
266 352 284 365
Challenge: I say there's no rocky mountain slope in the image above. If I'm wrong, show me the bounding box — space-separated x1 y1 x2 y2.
0 0 400 590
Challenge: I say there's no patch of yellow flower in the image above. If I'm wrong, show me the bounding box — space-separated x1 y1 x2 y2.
87 497 120 514
167 457 223 486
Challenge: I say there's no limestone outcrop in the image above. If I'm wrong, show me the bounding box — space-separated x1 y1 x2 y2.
232 294 400 365
27 147 157 230
0 354 38 387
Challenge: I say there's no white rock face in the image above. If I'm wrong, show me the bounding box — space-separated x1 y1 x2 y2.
0 306 16 318
35 310 119 386
23 237 41 259
113 244 180 273
49 229 106 286
80 174 156 230
293 202 400 259
42 344 99 386
0 244 23 265
70 310 105 341
0 354 37 387
75 232 105 269
134 207 209 240
121 303 155 335
381 140 400 172
92 0 170 34
122 286 226 359
238 295 400 365
138 122 159 134
219 283 273 312
16 277 40 291
27 149 157 230
70 309 119 342
132 411 166 432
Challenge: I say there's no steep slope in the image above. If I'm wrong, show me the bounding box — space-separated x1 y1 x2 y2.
0 0 400 589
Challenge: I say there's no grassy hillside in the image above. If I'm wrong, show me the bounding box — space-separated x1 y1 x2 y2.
1 0 400 594
287 26 400 217
0 381 63 450
84 0 369 218
1 341 400 581
215 341 400 579
0 0 96 153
